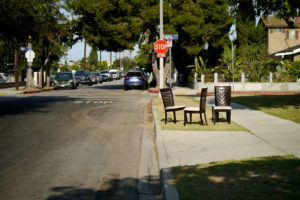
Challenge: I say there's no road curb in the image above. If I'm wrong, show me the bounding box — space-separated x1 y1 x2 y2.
151 101 180 200
23 88 53 94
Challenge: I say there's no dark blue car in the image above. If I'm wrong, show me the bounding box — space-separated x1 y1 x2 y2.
124 71 147 90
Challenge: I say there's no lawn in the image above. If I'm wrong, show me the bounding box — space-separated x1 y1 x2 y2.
172 156 300 200
153 96 247 131
232 94 300 124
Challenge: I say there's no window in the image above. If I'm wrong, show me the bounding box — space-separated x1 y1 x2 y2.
289 30 296 39
286 30 299 40
274 28 283 32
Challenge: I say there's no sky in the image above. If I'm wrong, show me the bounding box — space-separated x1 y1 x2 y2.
64 40 138 64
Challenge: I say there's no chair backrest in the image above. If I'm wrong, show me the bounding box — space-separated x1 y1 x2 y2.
214 86 231 106
160 88 175 108
200 87 208 111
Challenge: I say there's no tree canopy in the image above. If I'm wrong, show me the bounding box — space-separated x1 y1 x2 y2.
68 0 143 51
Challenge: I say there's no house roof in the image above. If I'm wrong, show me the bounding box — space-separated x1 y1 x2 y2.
261 16 300 28
271 44 300 57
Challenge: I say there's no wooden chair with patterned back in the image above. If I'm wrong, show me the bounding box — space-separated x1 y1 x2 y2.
184 88 208 126
212 86 232 125
160 88 185 124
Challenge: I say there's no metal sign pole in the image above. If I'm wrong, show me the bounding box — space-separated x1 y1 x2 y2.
232 42 234 91
170 47 172 88
28 63 32 89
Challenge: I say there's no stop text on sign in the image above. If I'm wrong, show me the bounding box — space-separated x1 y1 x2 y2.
154 40 168 57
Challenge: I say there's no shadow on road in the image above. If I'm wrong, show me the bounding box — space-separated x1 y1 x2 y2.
93 83 124 90
0 96 78 116
47 177 161 200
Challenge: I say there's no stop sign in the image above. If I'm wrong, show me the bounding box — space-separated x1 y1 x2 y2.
154 40 168 56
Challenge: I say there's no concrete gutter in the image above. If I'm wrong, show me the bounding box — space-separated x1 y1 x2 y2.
152 102 180 200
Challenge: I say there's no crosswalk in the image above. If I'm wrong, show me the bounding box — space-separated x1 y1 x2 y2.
74 100 113 104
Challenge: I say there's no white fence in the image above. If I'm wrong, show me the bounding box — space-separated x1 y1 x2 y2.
193 72 300 92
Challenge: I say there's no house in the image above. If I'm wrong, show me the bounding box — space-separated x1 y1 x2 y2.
260 16 300 61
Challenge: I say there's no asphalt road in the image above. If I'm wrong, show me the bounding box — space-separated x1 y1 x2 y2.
0 79 157 200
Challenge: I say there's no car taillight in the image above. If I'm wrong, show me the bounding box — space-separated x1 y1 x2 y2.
125 76 129 79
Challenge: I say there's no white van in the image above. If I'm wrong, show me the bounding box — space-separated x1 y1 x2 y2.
109 69 120 80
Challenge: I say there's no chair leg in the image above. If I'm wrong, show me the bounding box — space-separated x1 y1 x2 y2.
212 107 215 125
165 112 167 124
227 111 231 124
213 110 216 125
204 111 208 125
200 113 203 125
173 110 176 123
190 113 192 124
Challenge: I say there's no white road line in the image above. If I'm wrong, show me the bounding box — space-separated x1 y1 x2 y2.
73 100 113 104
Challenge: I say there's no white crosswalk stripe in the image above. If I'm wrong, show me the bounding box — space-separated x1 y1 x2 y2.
74 100 113 104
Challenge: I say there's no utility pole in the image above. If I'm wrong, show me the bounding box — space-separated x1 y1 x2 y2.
83 40 87 70
110 52 112 70
159 0 164 92
27 36 32 89
99 50 102 70
14 36 19 90
119 51 121 71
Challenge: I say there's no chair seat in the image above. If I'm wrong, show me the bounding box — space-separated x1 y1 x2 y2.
213 106 232 110
184 107 200 112
166 105 185 111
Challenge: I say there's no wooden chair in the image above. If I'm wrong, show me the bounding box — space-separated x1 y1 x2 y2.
160 88 185 124
184 88 208 126
212 86 232 125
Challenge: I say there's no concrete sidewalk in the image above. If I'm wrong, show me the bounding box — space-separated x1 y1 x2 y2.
0 87 24 95
0 86 53 95
153 90 300 200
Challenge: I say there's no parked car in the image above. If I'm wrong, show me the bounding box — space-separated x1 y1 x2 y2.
100 70 113 81
124 71 147 90
92 72 103 83
109 69 120 80
53 72 77 89
89 72 97 84
75 70 93 86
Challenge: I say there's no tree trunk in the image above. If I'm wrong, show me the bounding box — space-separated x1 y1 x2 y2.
164 54 170 87
41 36 52 88
39 67 43 88
14 36 19 90
152 51 159 90
152 51 169 89
44 48 51 88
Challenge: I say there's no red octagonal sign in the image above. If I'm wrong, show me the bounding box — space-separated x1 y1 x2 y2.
154 40 168 57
